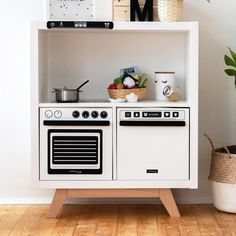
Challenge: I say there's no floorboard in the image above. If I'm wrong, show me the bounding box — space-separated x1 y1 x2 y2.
0 204 235 236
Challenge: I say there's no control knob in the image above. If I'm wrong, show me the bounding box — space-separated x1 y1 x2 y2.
45 110 53 118
91 111 99 119
100 111 108 119
54 110 62 119
82 111 90 119
72 111 80 118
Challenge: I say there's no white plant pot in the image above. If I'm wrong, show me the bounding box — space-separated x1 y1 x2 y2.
211 180 236 213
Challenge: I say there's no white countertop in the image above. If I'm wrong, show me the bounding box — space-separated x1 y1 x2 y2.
39 100 190 108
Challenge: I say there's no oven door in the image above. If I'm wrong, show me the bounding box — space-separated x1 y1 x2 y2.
48 129 103 175
40 124 112 181
117 108 190 181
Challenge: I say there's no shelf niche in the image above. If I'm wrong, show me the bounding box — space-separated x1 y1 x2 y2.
35 22 197 104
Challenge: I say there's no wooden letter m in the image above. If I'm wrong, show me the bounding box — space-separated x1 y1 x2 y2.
130 0 153 21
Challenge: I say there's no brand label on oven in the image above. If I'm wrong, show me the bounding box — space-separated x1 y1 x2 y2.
146 169 159 174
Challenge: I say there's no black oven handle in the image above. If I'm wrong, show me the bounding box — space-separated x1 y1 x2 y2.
43 120 110 126
119 121 186 127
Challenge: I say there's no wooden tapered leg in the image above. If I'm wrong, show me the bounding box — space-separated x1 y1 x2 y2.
47 189 68 218
47 188 180 218
160 189 180 217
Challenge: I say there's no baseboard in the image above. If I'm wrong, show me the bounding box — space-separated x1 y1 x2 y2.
0 198 52 205
0 197 213 205
176 196 212 204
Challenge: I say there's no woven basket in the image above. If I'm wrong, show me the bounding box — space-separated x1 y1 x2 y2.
108 88 147 100
205 134 236 184
158 0 183 22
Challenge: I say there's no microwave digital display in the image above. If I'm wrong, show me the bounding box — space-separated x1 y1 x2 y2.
142 112 162 118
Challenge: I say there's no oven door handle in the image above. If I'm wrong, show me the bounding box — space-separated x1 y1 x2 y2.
43 120 110 126
119 121 186 127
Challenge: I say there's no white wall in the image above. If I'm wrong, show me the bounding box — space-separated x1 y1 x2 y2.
0 0 236 203
0 0 53 203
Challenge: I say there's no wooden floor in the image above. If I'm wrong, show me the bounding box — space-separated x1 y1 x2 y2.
0 204 236 236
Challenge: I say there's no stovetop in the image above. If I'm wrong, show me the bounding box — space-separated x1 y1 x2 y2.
39 100 189 108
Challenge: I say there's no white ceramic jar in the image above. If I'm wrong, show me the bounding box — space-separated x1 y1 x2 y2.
155 72 176 101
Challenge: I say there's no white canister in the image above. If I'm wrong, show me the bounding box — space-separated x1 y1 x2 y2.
155 72 176 101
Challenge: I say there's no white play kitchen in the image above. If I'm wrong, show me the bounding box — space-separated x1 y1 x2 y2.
31 1 198 218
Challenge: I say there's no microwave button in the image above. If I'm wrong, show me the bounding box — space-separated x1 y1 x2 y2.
134 112 140 117
164 112 170 118
173 112 179 118
125 112 132 118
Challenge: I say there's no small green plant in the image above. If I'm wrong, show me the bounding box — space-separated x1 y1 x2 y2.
224 47 236 87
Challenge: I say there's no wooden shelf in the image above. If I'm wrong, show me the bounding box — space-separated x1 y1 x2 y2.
36 21 198 33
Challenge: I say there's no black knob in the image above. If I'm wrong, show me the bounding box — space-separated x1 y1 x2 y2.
100 111 108 119
72 111 80 118
82 111 90 119
91 111 99 119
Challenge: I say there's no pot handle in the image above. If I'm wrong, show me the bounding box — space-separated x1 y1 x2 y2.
204 133 232 159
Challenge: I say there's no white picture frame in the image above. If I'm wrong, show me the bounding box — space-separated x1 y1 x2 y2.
44 0 113 21
47 0 94 21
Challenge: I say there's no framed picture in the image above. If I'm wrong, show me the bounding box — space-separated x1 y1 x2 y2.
47 0 94 21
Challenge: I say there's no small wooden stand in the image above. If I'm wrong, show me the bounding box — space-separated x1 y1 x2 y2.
47 188 180 218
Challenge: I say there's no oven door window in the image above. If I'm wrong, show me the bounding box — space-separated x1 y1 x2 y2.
48 130 102 174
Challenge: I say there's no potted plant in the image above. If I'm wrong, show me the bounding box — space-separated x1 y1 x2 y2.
205 48 236 214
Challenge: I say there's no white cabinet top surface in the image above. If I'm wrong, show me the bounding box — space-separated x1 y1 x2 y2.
39 101 190 108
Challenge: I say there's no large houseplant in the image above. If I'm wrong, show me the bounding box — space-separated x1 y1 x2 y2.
205 48 236 214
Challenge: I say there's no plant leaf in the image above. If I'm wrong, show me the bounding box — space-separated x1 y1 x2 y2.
229 47 236 64
113 76 123 84
225 69 236 76
139 78 148 88
225 55 236 67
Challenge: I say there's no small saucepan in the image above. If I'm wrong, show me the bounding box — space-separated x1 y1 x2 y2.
52 80 89 103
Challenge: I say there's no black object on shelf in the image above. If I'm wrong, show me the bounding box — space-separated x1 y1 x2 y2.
47 21 114 29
